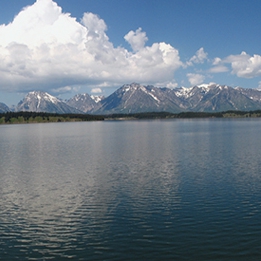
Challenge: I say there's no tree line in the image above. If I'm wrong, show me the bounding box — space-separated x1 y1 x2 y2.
105 110 261 119
1 110 261 124
0 111 104 124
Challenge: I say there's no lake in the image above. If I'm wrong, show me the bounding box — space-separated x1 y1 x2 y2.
0 119 261 260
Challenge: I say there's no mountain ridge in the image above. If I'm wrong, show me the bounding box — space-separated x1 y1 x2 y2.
2 83 261 114
16 91 82 114
0 102 10 113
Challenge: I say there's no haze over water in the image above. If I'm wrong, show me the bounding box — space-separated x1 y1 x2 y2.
0 119 261 260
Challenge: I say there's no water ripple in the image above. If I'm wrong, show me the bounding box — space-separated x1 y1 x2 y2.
1 120 261 260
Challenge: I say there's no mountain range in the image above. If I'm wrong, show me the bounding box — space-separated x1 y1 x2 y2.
16 91 81 114
2 83 261 114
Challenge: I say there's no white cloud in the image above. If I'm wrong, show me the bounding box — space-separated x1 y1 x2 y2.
187 73 205 86
212 52 261 79
209 65 229 73
154 81 178 89
51 86 72 93
166 82 178 89
91 88 102 94
224 51 261 78
124 27 148 52
187 47 208 66
0 0 183 93
209 57 229 73
213 57 222 65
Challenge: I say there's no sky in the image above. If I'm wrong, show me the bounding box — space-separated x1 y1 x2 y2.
1 0 261 106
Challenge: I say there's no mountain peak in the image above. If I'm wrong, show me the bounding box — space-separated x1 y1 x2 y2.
27 91 60 104
0 102 10 113
121 82 143 91
17 90 80 113
66 93 99 113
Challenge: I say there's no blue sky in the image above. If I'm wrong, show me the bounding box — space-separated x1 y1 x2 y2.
1 0 261 105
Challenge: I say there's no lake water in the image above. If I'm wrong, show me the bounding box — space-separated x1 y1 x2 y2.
0 119 261 260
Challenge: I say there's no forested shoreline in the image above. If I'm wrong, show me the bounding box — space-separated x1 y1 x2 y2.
1 110 261 124
0 112 104 124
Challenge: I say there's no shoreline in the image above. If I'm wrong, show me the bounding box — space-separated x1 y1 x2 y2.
1 110 261 125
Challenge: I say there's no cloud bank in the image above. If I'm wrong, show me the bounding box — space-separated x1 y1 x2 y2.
0 0 260 95
0 0 183 93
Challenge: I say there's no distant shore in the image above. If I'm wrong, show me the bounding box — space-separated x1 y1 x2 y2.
103 110 261 120
0 112 104 124
1 110 261 125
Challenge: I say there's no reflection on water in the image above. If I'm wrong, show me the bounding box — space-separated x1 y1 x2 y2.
0 119 261 260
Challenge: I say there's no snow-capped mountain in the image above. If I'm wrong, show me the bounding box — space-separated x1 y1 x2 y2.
0 102 10 113
94 83 261 114
11 83 261 114
66 94 105 113
173 84 260 111
94 83 182 114
66 93 98 113
16 91 81 113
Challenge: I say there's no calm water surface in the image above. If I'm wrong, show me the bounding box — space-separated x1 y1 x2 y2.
0 119 261 260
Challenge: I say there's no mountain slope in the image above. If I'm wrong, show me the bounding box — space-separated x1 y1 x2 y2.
235 87 261 103
174 84 261 112
0 102 10 113
66 93 98 113
94 83 182 114
16 91 81 113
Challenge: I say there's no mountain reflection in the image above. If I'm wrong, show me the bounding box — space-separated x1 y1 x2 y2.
1 120 261 260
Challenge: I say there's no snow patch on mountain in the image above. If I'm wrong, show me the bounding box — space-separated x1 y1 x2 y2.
91 95 104 103
174 87 194 98
148 92 160 102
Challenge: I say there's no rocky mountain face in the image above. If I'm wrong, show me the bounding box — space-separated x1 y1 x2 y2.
173 84 260 112
16 91 81 114
66 93 98 113
94 83 261 114
94 83 182 114
0 102 10 113
65 94 105 113
235 87 261 103
10 83 261 114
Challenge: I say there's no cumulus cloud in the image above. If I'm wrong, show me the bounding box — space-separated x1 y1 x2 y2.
0 0 183 93
187 73 205 86
91 88 102 94
224 51 261 78
187 47 208 66
124 27 148 52
211 52 261 78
